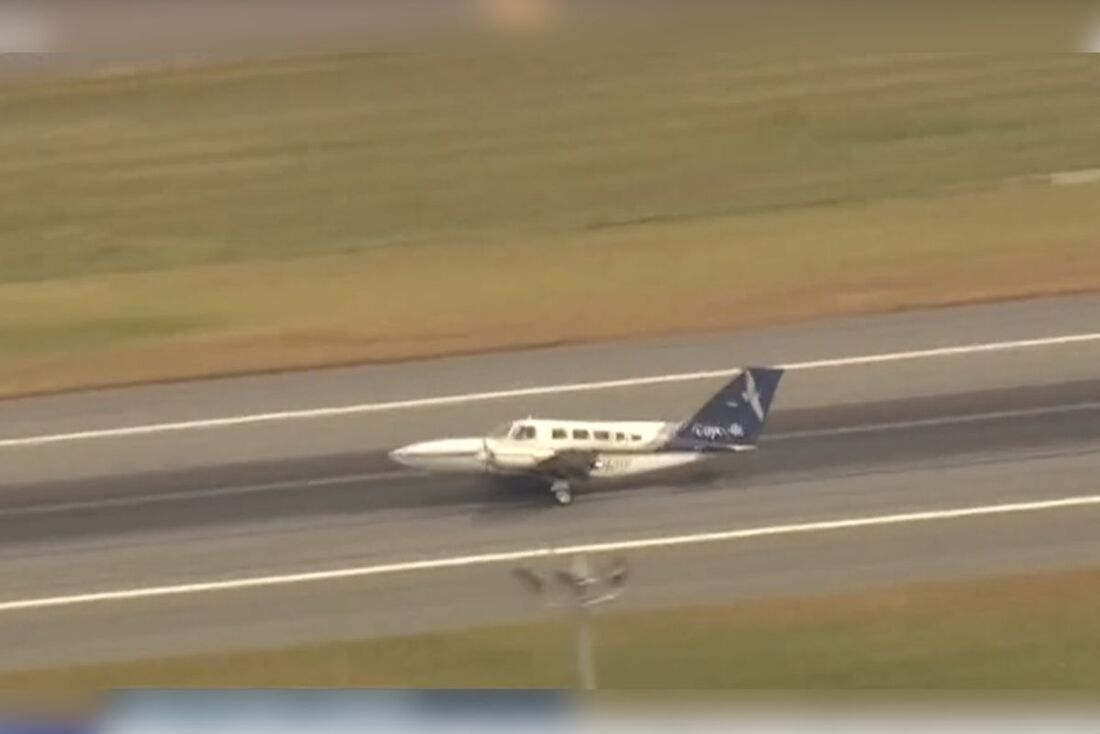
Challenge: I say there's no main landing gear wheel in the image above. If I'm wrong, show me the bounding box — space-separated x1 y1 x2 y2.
550 479 574 506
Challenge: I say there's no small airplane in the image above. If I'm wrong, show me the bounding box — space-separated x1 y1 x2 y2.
389 367 784 506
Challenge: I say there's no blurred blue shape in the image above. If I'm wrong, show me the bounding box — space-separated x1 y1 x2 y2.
0 722 92 734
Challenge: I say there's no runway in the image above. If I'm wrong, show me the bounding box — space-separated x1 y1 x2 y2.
0 295 1098 671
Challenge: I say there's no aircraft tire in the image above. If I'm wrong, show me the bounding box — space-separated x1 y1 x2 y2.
550 480 573 506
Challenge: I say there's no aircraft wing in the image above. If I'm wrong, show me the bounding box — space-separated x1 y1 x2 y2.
533 449 600 479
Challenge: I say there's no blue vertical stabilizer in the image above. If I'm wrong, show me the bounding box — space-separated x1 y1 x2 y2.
664 367 784 451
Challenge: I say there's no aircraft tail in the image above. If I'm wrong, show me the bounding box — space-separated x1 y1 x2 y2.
664 367 784 451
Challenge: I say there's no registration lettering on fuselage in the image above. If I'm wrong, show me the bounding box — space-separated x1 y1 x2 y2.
594 455 631 472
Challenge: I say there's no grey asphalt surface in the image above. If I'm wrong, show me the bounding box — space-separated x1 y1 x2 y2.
0 1 789 83
0 1 472 81
3 294 1099 485
0 295 1098 672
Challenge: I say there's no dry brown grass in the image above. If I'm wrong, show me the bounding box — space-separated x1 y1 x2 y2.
2 49 1098 396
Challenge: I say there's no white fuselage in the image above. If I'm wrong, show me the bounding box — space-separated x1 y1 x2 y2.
389 418 719 480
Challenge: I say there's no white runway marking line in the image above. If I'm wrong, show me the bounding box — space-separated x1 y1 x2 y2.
1 493 1099 614
2 331 1100 449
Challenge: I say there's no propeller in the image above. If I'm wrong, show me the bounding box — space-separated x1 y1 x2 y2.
480 437 496 468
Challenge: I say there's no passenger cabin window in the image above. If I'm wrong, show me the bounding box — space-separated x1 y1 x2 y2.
511 425 537 440
594 431 610 441
615 432 626 442
631 434 643 442
572 429 590 440
552 428 567 440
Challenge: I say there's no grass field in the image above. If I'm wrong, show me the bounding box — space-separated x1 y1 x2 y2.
2 47 1099 396
4 568 1100 690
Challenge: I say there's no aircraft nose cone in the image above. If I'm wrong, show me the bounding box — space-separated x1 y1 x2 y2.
387 438 484 470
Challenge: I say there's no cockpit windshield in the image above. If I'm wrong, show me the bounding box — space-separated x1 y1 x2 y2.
488 422 537 440
511 424 537 440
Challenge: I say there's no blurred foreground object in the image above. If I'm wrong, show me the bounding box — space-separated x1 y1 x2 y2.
513 555 628 690
474 0 562 37
0 2 53 53
4 0 1099 82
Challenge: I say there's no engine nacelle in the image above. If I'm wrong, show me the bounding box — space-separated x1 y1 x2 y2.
482 439 553 470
